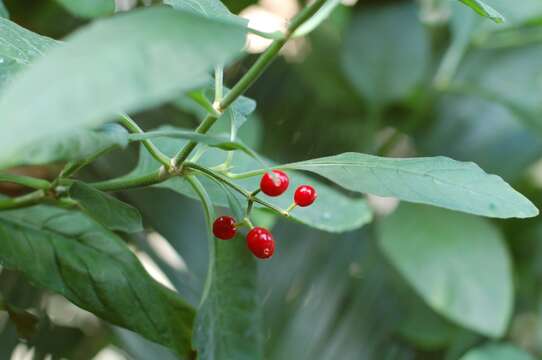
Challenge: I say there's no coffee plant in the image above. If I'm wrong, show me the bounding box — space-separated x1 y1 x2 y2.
0 0 541 359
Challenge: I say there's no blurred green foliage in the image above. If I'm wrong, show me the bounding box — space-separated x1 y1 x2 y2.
1 0 542 359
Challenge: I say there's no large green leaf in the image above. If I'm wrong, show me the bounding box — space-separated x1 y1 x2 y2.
164 0 247 25
0 17 56 91
458 0 505 23
459 343 535 360
0 7 246 168
120 128 372 233
194 233 263 360
55 0 115 18
341 3 429 106
69 181 143 233
0 205 194 356
282 152 538 218
378 203 513 337
1 124 129 169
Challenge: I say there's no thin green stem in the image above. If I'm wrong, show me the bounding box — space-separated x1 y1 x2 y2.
0 190 46 210
227 168 268 180
0 174 51 190
186 175 215 228
214 65 224 103
119 114 171 167
171 0 329 167
89 170 166 192
185 162 288 217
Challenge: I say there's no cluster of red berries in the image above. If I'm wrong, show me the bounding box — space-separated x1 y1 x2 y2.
212 170 317 260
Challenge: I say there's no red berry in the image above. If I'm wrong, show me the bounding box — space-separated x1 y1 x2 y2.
213 216 237 240
260 170 289 197
246 227 275 259
294 185 317 207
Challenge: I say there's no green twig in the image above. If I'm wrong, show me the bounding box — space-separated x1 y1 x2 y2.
171 0 329 168
0 174 51 190
119 114 171 168
0 190 46 210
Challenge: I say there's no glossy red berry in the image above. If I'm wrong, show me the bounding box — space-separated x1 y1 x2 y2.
213 216 237 240
260 170 289 197
294 185 317 207
246 227 275 259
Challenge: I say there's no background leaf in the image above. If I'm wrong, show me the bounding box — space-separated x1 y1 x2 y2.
0 0 8 18
459 343 535 360
458 0 505 23
283 152 538 218
0 7 246 168
164 0 248 25
69 181 143 233
0 205 194 356
1 123 129 169
378 203 513 337
54 0 115 18
341 3 429 107
0 17 56 91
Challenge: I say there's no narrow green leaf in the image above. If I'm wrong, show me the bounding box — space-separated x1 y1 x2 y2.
0 205 194 356
55 0 115 18
283 152 538 218
458 0 505 23
459 343 534 360
186 174 262 359
129 129 259 160
0 17 57 91
378 203 513 337
194 234 263 360
123 131 372 233
1 124 128 169
69 181 143 233
0 1 8 18
341 3 429 106
164 0 247 25
293 0 341 37
0 7 246 168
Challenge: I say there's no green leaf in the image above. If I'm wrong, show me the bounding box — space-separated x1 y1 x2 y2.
164 0 247 25
0 1 8 18
341 3 429 106
69 181 143 233
187 176 263 360
0 205 194 356
378 203 513 337
283 152 538 218
55 0 115 18
459 343 535 360
124 130 372 233
0 7 246 168
128 128 264 165
458 0 505 23
1 124 129 169
0 17 57 91
194 234 263 360
293 0 341 37
419 94 542 182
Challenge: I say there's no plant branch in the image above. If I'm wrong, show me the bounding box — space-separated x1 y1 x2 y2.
185 162 288 217
171 0 329 167
0 190 46 210
0 174 51 190
119 114 171 168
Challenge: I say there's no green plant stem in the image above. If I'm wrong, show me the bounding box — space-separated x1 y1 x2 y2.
185 162 288 217
227 168 269 180
0 174 51 190
0 190 46 210
171 0 329 167
89 170 166 192
186 175 215 228
119 114 171 167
